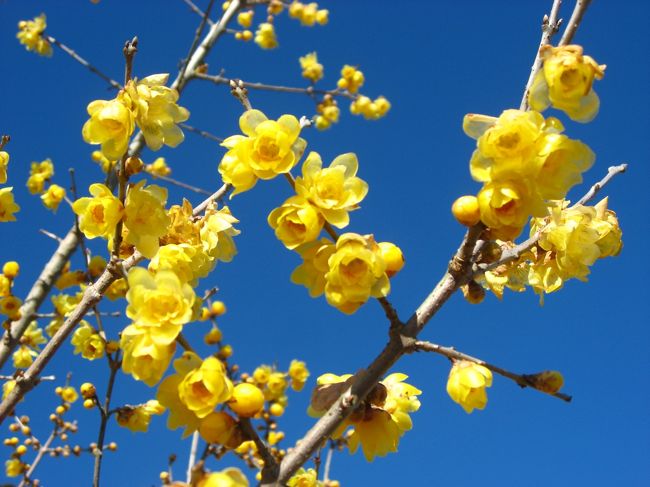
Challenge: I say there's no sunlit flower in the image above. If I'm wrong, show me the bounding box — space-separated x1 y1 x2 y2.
446 360 492 413
17 14 52 57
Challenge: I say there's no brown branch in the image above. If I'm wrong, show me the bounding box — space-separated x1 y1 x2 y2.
559 0 592 46
92 359 120 487
475 163 627 275
151 174 213 195
45 35 121 89
411 340 572 402
193 72 356 100
520 0 563 110
0 0 242 372
239 418 279 483
0 135 10 151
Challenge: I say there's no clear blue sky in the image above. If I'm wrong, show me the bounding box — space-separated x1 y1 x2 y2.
1 1 649 486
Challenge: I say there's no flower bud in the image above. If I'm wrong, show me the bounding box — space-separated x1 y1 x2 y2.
452 195 481 227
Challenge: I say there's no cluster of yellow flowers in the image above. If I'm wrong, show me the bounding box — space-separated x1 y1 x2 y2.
26 158 66 212
309 372 421 461
314 95 340 131
0 147 20 222
82 73 189 160
300 52 324 83
17 14 52 57
289 1 329 27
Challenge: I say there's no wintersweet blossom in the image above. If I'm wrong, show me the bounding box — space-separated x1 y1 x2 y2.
324 233 391 314
219 110 306 194
125 267 195 345
299 52 324 83
40 184 66 211
82 93 135 160
294 152 368 228
200 205 240 262
157 352 233 437
268 196 323 250
121 328 176 386
26 159 54 194
124 74 189 150
337 65 365 93
197 468 249 487
254 22 278 49
71 321 105 360
0 188 20 222
116 400 165 432
17 14 52 57
123 181 170 258
72 183 124 239
529 44 606 122
446 361 493 413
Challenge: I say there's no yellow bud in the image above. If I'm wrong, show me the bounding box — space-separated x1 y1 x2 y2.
83 398 95 409
106 340 119 354
452 195 481 227
2 261 19 279
525 370 565 394
107 442 117 451
80 383 96 399
55 405 65 415
16 444 27 455
218 344 233 359
125 156 144 176
235 32 243 40
316 9 329 25
210 300 227 316
229 383 265 417
160 471 170 481
204 326 223 345
54 386 63 396
21 426 31 436
199 411 237 444
269 402 285 417
378 242 405 278
222 1 231 10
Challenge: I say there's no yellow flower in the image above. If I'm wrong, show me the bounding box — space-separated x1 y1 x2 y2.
71 321 105 360
199 411 239 446
294 152 368 228
91 150 115 173
530 45 606 122
199 206 240 262
149 243 208 286
51 292 80 316
299 52 324 83
291 238 336 297
116 400 165 432
41 184 66 211
123 180 170 258
350 96 391 120
337 65 365 94
60 386 78 403
157 352 233 437
72 183 124 240
0 187 20 222
0 275 10 297
268 196 323 250
381 373 422 433
26 159 54 194
197 468 249 487
287 468 319 487
124 74 190 151
82 93 135 160
5 458 25 478
254 22 278 49
17 14 52 57
446 360 492 413
145 157 171 177
23 321 46 348
0 151 9 184
218 147 258 196
477 179 545 240
265 372 288 401
13 346 36 369
0 295 22 319
125 267 195 345
347 408 400 461
237 10 254 28
288 360 309 391
225 109 306 179
324 233 390 314
228 383 265 417
121 327 176 386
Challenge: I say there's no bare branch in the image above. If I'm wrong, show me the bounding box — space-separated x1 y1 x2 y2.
411 340 572 402
178 0 217 87
239 418 279 483
179 123 224 143
520 0 563 110
559 0 592 46
181 0 215 26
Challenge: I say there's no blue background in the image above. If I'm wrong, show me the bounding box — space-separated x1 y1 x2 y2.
1 1 649 486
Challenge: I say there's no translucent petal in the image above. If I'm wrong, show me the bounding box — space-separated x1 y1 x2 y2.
463 113 497 139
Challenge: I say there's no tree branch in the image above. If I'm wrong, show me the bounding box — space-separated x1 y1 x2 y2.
410 340 572 402
559 0 592 46
239 417 279 483
520 0 563 110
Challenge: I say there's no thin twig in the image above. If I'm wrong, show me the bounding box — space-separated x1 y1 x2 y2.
476 164 627 275
520 0 563 110
179 123 224 143
411 340 572 402
178 0 217 87
92 357 120 487
181 0 216 26
559 0 592 45
322 442 334 482
18 427 59 487
193 72 356 100
0 375 55 381
38 229 63 242
149 174 212 195
0 135 10 151
45 36 121 89
186 431 200 484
